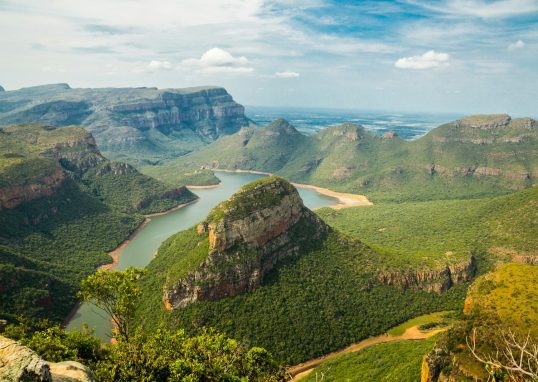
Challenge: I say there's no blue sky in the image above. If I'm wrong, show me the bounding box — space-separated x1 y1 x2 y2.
1 0 537 115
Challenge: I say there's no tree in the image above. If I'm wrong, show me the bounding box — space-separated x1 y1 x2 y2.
467 327 538 381
78 267 146 341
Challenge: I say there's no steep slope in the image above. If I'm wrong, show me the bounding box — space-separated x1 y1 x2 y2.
151 114 537 201
0 124 197 322
137 177 471 364
0 84 251 164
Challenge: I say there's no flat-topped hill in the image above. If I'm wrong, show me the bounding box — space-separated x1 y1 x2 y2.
0 84 251 164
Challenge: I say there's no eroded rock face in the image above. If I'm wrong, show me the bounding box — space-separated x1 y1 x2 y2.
0 336 96 382
0 167 65 210
163 177 329 309
0 336 51 381
378 256 476 292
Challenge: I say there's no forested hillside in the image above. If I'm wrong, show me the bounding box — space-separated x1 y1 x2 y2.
0 124 197 322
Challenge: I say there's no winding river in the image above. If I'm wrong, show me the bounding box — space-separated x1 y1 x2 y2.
67 172 338 340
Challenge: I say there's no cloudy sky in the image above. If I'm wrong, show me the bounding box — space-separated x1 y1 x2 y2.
1 0 537 115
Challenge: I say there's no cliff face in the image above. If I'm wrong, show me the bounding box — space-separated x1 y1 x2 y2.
378 256 477 292
0 85 251 164
0 166 64 209
163 177 329 309
0 336 96 382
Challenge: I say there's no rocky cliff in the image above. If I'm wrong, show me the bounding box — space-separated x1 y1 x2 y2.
0 336 96 382
0 84 251 164
163 176 329 309
378 255 477 293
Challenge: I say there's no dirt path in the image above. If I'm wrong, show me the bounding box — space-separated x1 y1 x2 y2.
212 168 371 209
288 325 446 381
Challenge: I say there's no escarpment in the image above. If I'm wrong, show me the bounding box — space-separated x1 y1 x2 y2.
0 84 251 163
163 177 329 309
378 256 477 293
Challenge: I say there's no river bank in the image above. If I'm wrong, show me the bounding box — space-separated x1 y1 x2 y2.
212 168 372 208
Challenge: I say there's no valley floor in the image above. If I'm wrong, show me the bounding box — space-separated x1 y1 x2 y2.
289 317 449 380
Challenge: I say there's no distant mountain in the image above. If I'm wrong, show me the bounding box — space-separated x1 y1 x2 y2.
150 114 537 201
137 177 472 364
0 84 251 165
0 124 197 322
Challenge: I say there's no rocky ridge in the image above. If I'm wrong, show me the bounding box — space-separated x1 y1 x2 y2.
378 255 477 293
163 176 329 309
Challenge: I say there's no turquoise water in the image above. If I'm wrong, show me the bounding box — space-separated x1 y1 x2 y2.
67 172 337 340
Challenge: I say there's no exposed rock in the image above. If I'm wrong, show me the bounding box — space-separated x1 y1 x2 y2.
0 336 96 382
383 131 398 139
421 347 450 382
163 177 330 309
0 335 51 381
0 167 65 209
50 361 96 382
378 256 476 292
456 114 511 129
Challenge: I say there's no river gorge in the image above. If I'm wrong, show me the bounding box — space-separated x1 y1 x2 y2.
66 172 340 339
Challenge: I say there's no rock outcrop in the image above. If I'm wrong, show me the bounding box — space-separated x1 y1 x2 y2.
0 166 65 209
378 256 476 292
163 177 329 309
0 84 251 163
0 336 96 382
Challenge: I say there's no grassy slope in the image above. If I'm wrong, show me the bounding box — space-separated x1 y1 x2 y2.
0 124 197 322
317 186 538 268
430 263 538 381
303 336 439 382
144 115 537 202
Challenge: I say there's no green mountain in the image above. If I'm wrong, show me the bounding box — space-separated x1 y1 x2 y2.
0 84 251 165
148 114 537 201
0 124 197 322
137 177 471 365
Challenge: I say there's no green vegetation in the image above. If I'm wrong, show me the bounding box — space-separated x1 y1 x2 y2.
317 185 538 269
387 311 455 336
205 176 296 223
425 263 538 381
4 268 284 381
138 228 468 365
303 336 439 382
147 115 537 202
141 166 220 187
0 124 197 323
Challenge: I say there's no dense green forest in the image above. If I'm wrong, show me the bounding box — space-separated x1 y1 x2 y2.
317 185 538 268
0 124 197 323
138 227 468 365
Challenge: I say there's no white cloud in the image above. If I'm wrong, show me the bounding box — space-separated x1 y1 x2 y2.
148 60 172 70
181 48 254 74
395 50 450 70
274 71 300 78
132 60 173 73
508 40 525 50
